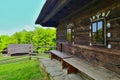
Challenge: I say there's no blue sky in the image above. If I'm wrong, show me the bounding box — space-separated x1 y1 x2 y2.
0 0 46 36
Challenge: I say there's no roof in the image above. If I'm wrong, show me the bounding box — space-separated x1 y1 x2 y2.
35 0 93 27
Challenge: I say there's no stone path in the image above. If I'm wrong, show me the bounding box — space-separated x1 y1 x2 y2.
39 58 86 80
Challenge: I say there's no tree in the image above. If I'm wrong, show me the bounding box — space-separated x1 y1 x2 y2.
0 26 56 54
0 35 10 51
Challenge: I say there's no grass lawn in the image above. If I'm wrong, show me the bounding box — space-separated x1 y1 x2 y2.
0 54 15 61
0 54 50 80
39 53 50 59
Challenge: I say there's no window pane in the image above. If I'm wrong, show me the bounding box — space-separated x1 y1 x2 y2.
98 21 103 30
92 23 97 32
91 20 104 45
97 21 103 44
67 28 71 41
92 32 97 43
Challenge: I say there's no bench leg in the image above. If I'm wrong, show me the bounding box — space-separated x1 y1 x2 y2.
62 60 78 74
62 60 68 69
68 64 78 74
51 53 57 60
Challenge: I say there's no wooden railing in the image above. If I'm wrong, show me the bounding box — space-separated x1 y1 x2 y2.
34 46 56 53
0 56 29 65
29 46 56 60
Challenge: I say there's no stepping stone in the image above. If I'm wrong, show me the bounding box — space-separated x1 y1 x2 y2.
53 73 67 80
46 67 62 73
68 73 85 80
39 58 86 80
50 71 64 77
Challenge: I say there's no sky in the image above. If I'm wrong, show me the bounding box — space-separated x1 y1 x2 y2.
0 0 46 36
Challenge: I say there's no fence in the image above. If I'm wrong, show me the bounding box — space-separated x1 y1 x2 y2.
34 46 56 53
0 56 29 65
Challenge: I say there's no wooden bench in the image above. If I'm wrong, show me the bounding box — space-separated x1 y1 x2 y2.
50 50 73 60
63 57 120 80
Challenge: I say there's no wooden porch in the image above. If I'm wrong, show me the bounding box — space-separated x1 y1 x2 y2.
50 50 120 80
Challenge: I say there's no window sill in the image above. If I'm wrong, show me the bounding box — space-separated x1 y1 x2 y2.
91 44 105 47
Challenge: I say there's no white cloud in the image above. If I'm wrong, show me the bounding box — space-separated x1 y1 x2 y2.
24 25 34 31
34 24 55 29
0 30 5 35
0 30 12 36
0 25 56 36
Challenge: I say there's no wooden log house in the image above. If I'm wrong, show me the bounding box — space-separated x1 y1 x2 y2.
36 0 120 79
8 44 33 56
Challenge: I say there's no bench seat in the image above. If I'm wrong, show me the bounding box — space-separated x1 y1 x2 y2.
50 50 73 60
63 57 120 80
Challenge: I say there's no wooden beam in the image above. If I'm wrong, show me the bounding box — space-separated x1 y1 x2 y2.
42 0 71 23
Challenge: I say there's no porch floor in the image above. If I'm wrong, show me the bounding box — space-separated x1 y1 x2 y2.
39 58 120 80
39 58 86 80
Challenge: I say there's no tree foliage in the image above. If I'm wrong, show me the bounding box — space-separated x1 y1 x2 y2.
0 35 10 51
0 26 56 53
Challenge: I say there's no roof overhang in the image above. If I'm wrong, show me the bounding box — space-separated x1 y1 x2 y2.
35 0 93 27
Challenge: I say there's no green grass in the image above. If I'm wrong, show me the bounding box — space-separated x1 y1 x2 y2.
39 53 50 58
0 53 51 80
0 54 13 60
0 60 43 80
0 54 51 80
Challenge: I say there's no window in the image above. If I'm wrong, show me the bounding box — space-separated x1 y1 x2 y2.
91 20 104 45
67 27 71 41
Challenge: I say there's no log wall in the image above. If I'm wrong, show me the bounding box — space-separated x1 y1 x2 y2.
56 0 120 74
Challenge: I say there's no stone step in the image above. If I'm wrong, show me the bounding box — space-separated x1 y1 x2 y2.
39 58 85 80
